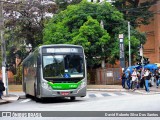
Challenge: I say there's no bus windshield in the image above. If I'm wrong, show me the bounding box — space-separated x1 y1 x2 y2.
43 54 84 80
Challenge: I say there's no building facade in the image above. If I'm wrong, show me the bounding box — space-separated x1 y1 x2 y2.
138 0 160 63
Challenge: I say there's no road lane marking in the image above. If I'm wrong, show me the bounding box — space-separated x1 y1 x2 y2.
84 92 133 99
20 99 31 103
114 92 124 96
106 93 119 96
94 93 104 98
101 93 111 97
89 94 96 98
121 92 132 95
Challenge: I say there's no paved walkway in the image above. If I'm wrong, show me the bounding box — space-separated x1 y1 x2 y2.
88 85 160 94
1 84 160 104
0 94 19 104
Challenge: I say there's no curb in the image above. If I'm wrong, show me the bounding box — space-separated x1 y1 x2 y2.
0 99 10 104
87 89 127 92
0 94 19 104
87 88 160 94
134 90 160 95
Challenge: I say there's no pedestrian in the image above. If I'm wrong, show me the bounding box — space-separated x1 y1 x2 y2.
126 70 131 89
150 69 155 87
131 68 138 91
0 76 5 99
136 70 141 89
144 69 151 92
121 70 126 88
140 68 145 88
155 69 160 88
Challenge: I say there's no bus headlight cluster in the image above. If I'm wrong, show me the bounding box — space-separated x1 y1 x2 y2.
80 81 86 88
42 82 52 90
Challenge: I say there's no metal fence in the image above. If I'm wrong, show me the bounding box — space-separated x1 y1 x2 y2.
8 78 22 85
8 68 121 85
88 68 121 85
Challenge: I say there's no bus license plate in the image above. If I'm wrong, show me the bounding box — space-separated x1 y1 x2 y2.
61 92 69 96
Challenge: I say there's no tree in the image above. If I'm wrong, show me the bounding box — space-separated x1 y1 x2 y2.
4 0 58 48
113 0 158 28
72 16 111 67
55 0 82 12
3 0 58 74
43 0 145 67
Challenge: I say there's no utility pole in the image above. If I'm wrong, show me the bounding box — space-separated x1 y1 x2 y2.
128 21 131 66
0 1 8 96
100 20 105 69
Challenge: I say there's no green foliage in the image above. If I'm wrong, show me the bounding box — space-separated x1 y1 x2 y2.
43 0 146 67
71 16 111 65
55 0 82 12
113 0 158 27
3 0 58 74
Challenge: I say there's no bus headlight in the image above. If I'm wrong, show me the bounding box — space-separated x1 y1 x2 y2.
79 81 86 88
42 82 52 90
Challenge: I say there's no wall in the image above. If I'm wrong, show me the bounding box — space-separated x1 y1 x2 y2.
138 0 160 63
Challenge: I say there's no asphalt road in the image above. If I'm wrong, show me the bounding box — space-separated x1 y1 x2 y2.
0 91 160 120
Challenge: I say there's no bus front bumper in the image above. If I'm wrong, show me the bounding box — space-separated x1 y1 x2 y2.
39 86 86 98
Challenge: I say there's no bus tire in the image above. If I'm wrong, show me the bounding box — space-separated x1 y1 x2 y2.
70 97 76 101
25 94 30 98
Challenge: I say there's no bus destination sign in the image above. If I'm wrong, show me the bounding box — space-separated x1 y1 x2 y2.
44 48 81 53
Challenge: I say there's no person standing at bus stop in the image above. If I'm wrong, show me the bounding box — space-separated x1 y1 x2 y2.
0 76 5 99
144 69 151 92
121 70 126 88
131 69 138 90
155 69 160 88
126 70 131 89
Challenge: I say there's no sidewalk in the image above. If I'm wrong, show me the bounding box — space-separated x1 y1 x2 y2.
88 85 160 94
0 94 19 104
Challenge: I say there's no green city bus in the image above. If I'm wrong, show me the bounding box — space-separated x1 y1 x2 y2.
22 44 87 101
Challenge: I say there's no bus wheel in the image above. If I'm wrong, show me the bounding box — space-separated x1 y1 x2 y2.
70 97 76 101
25 94 30 98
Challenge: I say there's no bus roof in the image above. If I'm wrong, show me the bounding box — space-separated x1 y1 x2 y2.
22 44 83 65
39 44 83 49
